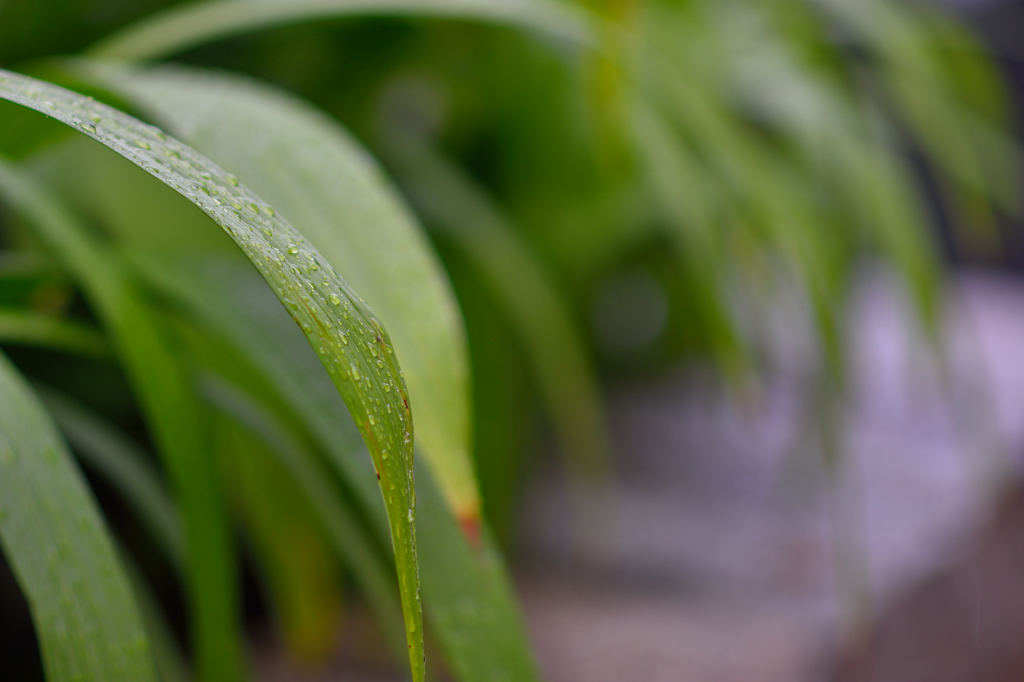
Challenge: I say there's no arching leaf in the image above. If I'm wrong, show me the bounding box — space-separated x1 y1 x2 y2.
0 69 423 682
0 350 157 682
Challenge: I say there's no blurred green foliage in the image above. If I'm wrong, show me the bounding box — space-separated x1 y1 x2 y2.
0 0 1015 680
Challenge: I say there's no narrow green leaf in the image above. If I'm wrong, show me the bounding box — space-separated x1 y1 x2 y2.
627 98 746 378
382 136 613 484
0 159 244 682
413 458 539 682
97 63 480 530
215 413 345 662
88 0 589 61
133 253 539 681
117 544 192 682
161 304 404 655
0 68 423 681
0 310 111 358
34 385 185 571
0 349 157 682
201 372 406 656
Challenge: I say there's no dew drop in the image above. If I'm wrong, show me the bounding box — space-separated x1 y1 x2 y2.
78 122 96 134
134 140 151 150
382 449 389 459
329 294 341 305
350 363 361 381
164 148 181 159
287 245 299 255
377 360 384 368
404 431 411 444
386 404 393 413
265 206 276 217
338 331 349 345
369 415 376 425
369 346 378 357
225 174 239 186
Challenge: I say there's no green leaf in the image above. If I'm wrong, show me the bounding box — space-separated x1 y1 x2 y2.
813 0 1019 220
0 157 244 682
117 544 192 682
34 385 185 571
88 0 589 61
200 371 406 657
0 310 111 358
0 67 423 681
133 252 539 681
0 349 157 682
214 412 345 663
96 62 480 530
382 136 613 485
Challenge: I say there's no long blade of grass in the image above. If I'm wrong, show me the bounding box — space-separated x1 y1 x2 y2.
160 304 406 655
0 68 423 681
200 371 406 656
214 413 345 663
34 385 184 570
88 0 588 61
382 135 613 486
117 543 192 682
0 158 244 682
0 310 111 358
133 252 540 681
96 63 480 532
0 349 157 682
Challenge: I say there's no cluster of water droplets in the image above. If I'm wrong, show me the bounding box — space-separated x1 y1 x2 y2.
0 67 419 543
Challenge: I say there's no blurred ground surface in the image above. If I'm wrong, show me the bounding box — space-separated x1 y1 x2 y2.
259 268 1024 681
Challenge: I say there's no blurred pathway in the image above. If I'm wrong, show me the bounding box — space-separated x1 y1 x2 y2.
517 269 1024 682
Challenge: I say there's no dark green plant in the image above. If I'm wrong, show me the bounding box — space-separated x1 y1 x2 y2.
0 1 1012 681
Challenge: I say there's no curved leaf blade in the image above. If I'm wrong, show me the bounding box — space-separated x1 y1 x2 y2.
383 136 614 486
214 413 345 662
0 67 423 682
201 370 407 656
133 252 540 681
0 310 111 358
99 63 480 529
34 385 185 571
0 350 157 682
88 0 588 61
0 158 243 682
